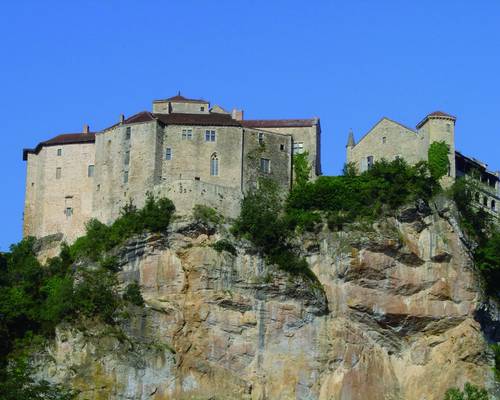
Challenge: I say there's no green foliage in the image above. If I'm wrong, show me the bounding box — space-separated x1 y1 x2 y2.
193 204 223 225
70 194 175 262
492 343 500 381
211 239 237 256
232 178 314 280
123 282 144 307
287 158 438 226
451 178 500 295
0 358 77 400
428 141 450 180
293 151 311 186
443 382 489 400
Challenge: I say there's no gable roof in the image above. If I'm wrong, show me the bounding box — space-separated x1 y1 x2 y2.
23 133 95 160
153 94 208 104
241 119 317 128
352 117 417 148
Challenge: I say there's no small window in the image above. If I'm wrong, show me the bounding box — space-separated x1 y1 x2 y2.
210 153 219 176
382 137 386 144
182 129 193 140
165 148 172 160
96 184 101 192
475 192 480 202
88 165 94 177
483 196 488 206
65 207 73 217
258 132 264 145
56 167 62 179
260 158 271 174
57 148 62 156
124 171 129 183
446 124 451 132
200 106 205 112
280 144 285 151
367 156 374 169
205 130 216 142
125 127 131 140
293 142 304 154
124 151 130 165
492 200 496 211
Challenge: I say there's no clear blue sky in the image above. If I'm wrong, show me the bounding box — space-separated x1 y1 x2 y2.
1 0 499 250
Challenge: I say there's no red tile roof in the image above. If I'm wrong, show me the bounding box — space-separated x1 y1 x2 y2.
23 133 95 160
123 111 155 124
154 112 241 126
153 94 208 104
416 111 456 129
241 119 317 128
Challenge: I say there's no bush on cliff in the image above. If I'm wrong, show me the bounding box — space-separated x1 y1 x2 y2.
443 382 490 400
286 158 438 228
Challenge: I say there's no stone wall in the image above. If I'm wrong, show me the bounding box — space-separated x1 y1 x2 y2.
347 118 423 171
23 142 95 242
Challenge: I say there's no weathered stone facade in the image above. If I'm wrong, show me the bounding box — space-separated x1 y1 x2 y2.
23 94 321 242
347 111 500 217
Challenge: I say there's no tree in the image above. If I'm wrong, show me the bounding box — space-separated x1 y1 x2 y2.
428 141 450 180
443 382 490 400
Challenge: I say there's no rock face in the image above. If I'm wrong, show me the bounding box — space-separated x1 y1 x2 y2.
36 200 497 399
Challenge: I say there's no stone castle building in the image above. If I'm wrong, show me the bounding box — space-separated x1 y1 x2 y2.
346 111 500 217
23 94 321 243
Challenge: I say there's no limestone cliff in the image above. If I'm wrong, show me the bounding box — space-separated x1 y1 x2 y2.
35 199 498 399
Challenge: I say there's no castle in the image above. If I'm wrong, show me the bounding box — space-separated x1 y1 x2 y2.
23 97 500 245
23 94 321 242
346 111 500 217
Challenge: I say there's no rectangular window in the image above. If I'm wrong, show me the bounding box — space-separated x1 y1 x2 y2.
258 132 264 145
124 151 130 165
182 129 193 140
292 142 304 154
165 147 172 160
280 144 285 151
260 158 271 174
367 156 374 169
125 127 131 140
57 148 62 156
88 165 94 177
382 137 387 144
205 130 216 142
124 171 129 183
56 167 62 179
65 207 73 217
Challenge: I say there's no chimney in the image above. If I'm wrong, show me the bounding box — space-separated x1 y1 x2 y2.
120 114 125 124
83 124 90 134
231 109 244 121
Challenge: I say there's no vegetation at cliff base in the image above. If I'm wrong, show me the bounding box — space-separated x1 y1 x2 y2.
0 195 174 399
443 382 490 400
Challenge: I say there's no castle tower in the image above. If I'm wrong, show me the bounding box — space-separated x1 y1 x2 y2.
346 129 355 163
416 111 456 184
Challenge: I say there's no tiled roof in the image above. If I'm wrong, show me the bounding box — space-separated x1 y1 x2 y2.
23 133 95 160
123 111 155 124
241 119 317 128
416 111 456 128
154 112 241 126
153 94 208 104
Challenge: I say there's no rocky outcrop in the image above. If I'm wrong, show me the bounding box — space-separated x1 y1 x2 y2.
36 201 497 399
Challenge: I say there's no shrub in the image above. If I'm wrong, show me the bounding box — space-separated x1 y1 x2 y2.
428 141 450 180
211 239 237 256
443 382 489 400
193 204 223 225
123 282 144 307
293 151 311 187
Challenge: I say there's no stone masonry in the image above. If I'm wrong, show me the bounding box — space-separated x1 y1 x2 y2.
23 94 321 243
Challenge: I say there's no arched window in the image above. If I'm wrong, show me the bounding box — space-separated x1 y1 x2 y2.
210 153 219 176
483 196 488 206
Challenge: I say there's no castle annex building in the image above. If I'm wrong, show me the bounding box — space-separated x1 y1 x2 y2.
23 95 321 243
346 111 500 217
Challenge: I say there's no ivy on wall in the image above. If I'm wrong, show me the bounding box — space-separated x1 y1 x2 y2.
428 141 450 180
